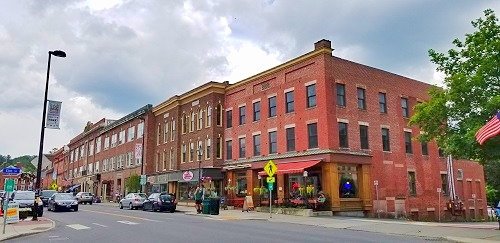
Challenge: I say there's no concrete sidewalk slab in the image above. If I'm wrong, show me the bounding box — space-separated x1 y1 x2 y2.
0 217 55 241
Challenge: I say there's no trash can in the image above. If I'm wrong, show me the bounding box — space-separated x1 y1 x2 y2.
209 198 220 215
202 199 211 214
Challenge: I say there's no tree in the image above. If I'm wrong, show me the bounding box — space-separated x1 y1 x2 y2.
410 9 500 163
125 173 141 193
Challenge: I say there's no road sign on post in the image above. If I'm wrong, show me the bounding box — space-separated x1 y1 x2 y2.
266 177 275 183
2 166 21 175
4 179 14 192
264 160 277 177
140 175 147 185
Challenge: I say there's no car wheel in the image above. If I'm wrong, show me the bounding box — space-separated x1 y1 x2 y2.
48 205 52 211
89 201 93 205
53 206 58 212
170 209 175 213
84 202 87 205
119 203 123 209
74 207 78 212
142 204 147 211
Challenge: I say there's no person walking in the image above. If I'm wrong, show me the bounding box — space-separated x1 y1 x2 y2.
194 185 204 214
495 205 500 230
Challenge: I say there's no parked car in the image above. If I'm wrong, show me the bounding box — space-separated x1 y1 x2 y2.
75 192 93 205
119 193 147 210
142 192 177 213
10 191 43 217
40 190 57 207
47 193 79 212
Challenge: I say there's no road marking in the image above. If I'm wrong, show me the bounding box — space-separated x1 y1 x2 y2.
66 224 90 230
92 223 108 227
81 209 162 222
117 220 139 225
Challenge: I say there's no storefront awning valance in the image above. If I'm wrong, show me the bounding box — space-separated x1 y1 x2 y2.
258 160 321 176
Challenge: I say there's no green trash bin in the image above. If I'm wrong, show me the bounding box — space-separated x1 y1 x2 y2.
202 199 211 214
209 198 220 215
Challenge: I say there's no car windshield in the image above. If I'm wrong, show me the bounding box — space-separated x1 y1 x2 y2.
160 194 172 202
55 194 74 200
136 193 147 198
42 191 57 197
13 191 35 200
80 193 91 196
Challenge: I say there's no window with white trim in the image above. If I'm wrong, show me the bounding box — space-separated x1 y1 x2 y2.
206 106 212 127
128 126 135 142
138 122 144 138
164 122 169 143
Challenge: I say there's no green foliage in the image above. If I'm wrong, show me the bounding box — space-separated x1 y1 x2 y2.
410 9 500 163
125 173 141 193
486 184 498 206
485 160 500 205
0 154 36 172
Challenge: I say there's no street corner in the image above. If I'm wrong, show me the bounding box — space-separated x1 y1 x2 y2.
0 217 56 241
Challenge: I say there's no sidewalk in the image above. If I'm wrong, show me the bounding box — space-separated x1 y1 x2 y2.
97 203 500 243
0 217 55 241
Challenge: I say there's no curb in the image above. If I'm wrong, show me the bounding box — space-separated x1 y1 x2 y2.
1 218 56 241
445 236 499 243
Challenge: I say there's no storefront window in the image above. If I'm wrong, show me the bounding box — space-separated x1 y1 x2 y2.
288 173 321 199
178 181 198 200
338 165 358 198
236 173 247 197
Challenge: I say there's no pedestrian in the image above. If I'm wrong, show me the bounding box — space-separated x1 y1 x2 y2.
194 185 204 214
495 206 500 230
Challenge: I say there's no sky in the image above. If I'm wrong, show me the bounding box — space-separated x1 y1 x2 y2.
0 0 498 158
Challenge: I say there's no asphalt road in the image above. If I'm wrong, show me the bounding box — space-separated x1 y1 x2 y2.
10 204 434 243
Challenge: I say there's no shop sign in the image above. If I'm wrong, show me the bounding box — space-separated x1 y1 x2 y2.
6 202 19 224
182 171 194 181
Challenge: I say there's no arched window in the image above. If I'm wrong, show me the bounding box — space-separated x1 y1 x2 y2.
206 106 212 127
198 109 203 130
216 104 223 126
190 112 195 132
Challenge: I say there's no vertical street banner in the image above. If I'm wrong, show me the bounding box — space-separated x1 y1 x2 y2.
135 143 142 159
46 100 62 129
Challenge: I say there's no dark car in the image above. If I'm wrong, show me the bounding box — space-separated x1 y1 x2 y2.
142 193 177 213
40 190 57 207
48 193 79 212
10 191 43 217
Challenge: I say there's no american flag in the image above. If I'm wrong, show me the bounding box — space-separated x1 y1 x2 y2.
475 111 500 145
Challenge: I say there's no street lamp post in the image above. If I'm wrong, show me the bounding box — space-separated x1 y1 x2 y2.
197 144 203 184
36 50 66 192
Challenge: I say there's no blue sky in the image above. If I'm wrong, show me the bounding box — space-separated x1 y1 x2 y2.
0 0 498 157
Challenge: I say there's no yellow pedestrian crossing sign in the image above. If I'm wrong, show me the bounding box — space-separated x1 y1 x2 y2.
264 160 277 177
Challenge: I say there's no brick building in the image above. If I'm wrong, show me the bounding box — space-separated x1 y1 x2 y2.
65 105 153 202
149 81 228 201
222 39 486 221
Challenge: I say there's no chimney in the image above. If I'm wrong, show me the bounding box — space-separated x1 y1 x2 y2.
314 39 332 51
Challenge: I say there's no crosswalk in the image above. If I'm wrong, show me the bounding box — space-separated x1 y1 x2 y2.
66 220 140 230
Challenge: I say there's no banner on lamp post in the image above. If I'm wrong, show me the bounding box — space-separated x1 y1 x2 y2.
135 143 142 159
46 100 62 129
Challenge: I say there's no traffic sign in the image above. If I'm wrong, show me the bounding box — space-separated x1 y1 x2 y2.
4 179 15 192
140 175 147 185
263 160 277 177
267 183 274 191
437 188 441 193
266 177 275 183
374 180 378 186
2 166 21 175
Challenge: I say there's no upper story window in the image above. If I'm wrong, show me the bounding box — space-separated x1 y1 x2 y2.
171 120 176 141
404 131 413 154
190 112 196 132
408 171 417 196
182 144 187 163
127 127 135 142
118 130 125 145
379 92 387 113
357 87 366 110
381 128 391 152
205 138 211 159
308 123 318 149
421 142 428 155
138 122 144 138
226 140 232 160
156 124 161 145
216 104 223 126
253 101 261 122
338 122 348 148
336 83 346 107
269 131 277 154
286 127 295 152
239 106 246 125
198 109 203 130
104 136 110 150
239 138 246 158
182 114 188 134
189 142 194 162
359 125 369 149
111 134 117 148
95 136 102 153
401 97 409 118
206 106 212 127
164 122 169 143
253 134 261 156
268 96 277 117
285 91 294 113
306 84 317 108
226 110 233 128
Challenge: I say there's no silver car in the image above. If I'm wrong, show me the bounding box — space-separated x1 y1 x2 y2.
119 193 147 210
